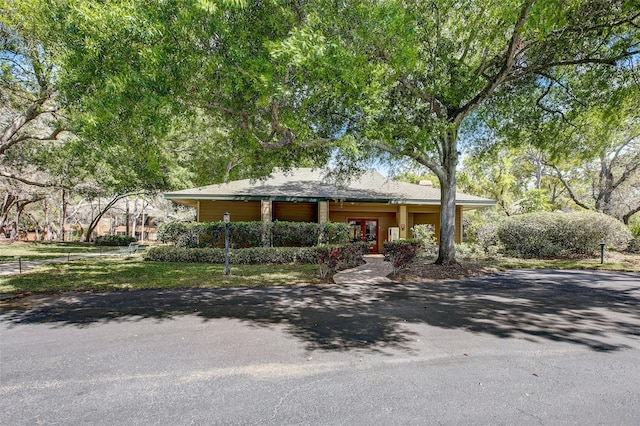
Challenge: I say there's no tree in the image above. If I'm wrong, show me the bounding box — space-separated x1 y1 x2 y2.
43 0 332 182
276 0 639 263
473 51 640 223
28 0 639 263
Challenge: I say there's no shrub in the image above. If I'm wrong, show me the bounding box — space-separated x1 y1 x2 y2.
319 222 350 245
455 242 483 259
411 224 437 258
383 239 421 275
497 212 632 258
144 243 367 275
158 221 350 248
157 222 207 248
144 246 318 264
271 222 323 247
627 235 640 254
315 242 369 278
94 234 137 246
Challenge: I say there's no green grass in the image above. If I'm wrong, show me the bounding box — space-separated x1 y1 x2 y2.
0 258 325 294
0 241 114 262
476 252 640 273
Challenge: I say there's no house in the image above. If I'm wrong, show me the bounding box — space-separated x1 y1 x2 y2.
163 168 495 253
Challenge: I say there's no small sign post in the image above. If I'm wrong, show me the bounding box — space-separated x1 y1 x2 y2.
224 212 231 275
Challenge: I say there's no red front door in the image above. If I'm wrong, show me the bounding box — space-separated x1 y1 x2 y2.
348 218 378 253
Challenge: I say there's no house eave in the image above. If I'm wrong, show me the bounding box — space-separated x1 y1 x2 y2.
164 193 497 207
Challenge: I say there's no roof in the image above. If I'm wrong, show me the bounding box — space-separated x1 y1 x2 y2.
164 168 496 207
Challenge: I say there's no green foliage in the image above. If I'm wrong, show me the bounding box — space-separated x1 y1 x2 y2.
315 242 369 279
144 242 368 280
627 235 640 254
411 224 437 258
271 221 322 247
464 213 503 257
158 221 350 248
144 246 318 264
383 239 421 275
319 222 351 245
497 212 633 258
455 243 491 259
94 235 137 246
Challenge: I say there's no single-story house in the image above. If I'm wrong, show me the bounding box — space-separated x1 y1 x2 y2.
164 168 495 253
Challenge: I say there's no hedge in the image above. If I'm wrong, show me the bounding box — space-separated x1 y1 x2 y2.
94 235 137 246
144 242 369 272
497 211 632 258
158 221 350 248
315 242 369 278
383 239 421 275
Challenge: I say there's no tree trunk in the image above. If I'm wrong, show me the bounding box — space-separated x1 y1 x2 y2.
84 193 140 242
435 126 459 265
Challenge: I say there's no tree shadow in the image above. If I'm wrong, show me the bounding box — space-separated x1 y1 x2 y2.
1 269 640 353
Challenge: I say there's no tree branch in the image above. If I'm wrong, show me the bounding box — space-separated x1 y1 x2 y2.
547 162 593 211
0 171 70 189
622 205 640 225
398 76 447 119
456 0 535 122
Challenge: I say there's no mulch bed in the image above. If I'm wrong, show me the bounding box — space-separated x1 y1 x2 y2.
390 261 500 282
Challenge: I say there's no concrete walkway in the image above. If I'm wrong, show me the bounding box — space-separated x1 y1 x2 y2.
333 254 393 284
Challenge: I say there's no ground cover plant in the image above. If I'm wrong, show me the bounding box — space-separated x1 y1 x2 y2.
0 258 324 295
0 242 113 262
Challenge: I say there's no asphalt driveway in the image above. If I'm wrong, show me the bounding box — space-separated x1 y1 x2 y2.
1 269 640 425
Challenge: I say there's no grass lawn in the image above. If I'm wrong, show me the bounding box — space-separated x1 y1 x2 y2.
0 241 114 262
0 257 325 295
477 251 640 273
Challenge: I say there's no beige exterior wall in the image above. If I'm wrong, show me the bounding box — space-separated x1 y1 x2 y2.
411 208 462 243
273 202 317 222
197 199 463 244
198 200 261 222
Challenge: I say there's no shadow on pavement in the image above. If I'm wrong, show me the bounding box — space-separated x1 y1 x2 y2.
2 269 640 353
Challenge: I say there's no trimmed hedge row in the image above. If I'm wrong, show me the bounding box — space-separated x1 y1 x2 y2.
497 212 632 258
144 242 370 274
144 246 318 264
94 235 137 246
158 221 350 248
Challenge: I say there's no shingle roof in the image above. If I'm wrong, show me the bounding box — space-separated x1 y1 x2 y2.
164 168 495 207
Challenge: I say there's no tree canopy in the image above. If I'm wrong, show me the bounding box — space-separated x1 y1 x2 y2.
1 0 638 257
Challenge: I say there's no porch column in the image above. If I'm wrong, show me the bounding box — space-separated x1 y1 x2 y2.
398 205 408 239
196 201 200 221
317 201 329 223
261 200 272 222
455 205 463 243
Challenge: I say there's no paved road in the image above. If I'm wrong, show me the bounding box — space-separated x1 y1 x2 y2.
2 269 640 425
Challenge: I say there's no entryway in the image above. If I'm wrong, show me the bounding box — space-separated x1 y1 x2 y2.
348 218 379 253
